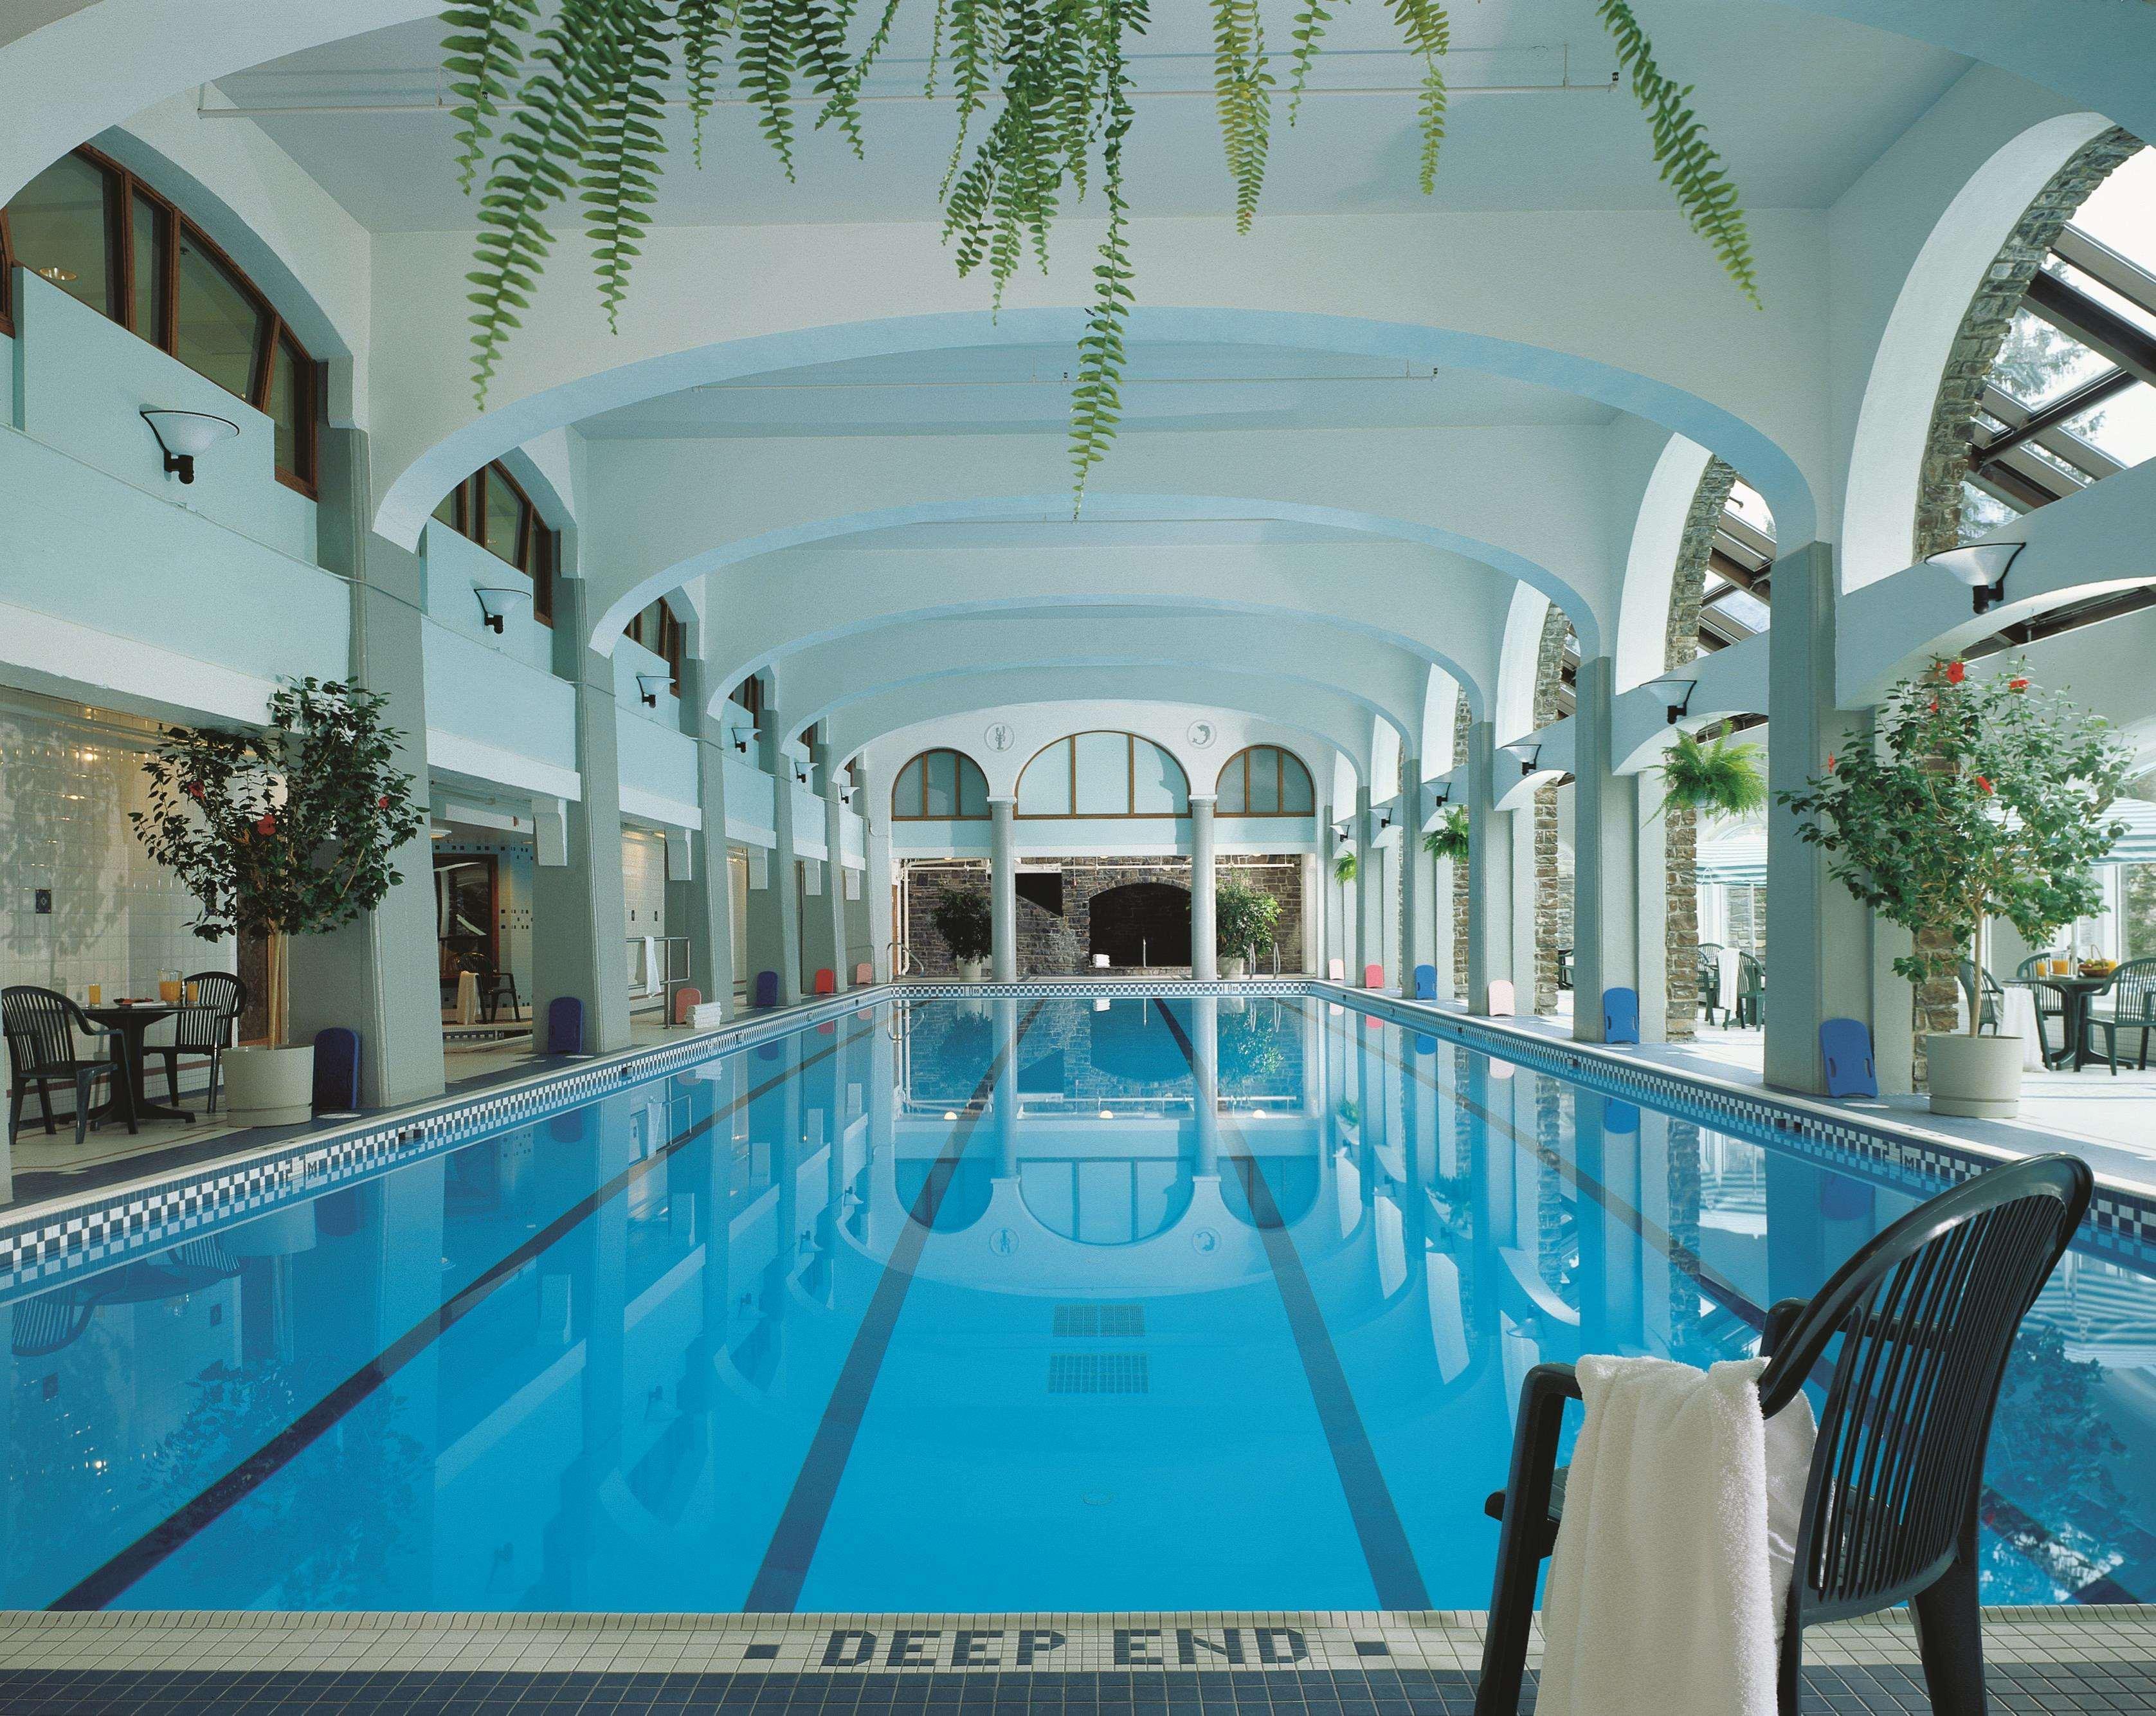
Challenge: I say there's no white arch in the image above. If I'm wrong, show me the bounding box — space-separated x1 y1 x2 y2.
1841 110 2114 591
1613 435 1715 692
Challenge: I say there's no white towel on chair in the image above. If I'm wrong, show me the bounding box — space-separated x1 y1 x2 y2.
1537 1354 1817 1716
1717 947 1743 1017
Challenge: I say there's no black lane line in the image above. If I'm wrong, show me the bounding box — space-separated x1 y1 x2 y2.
53 1023 871 1611
1155 1000 1432 1612
1296 998 1771 1329
743 999 1046 1613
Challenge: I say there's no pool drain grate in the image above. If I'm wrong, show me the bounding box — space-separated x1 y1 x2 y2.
1053 1302 1146 1338
1048 1352 1150 1394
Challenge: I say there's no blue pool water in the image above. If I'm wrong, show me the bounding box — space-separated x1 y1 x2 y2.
6 992 2153 1613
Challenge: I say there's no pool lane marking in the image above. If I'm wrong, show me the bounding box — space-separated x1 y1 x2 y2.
743 999 1047 1613
1294 998 1772 1332
1155 1000 1433 1613
53 1022 874 1612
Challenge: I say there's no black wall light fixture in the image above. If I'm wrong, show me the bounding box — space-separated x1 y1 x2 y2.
1925 541 2024 615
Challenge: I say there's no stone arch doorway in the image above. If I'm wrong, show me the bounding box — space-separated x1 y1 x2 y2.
1089 882 1191 970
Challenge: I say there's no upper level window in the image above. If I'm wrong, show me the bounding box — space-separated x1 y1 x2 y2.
1018 733 1190 817
432 460 559 625
893 749 990 819
1697 478 1776 651
1962 147 2156 536
0 146 318 493
1215 745 1315 815
623 598 684 692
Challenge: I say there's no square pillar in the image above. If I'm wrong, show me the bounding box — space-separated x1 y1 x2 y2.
1571 656 1643 1043
751 715 804 1005
671 657 737 1023
1190 795 1218 980
1465 721 1517 1016
1354 785 1377 982
1397 758 1425 995
990 798 1018 980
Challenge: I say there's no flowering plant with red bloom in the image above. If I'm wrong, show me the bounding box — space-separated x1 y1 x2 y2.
1780 657 2130 1032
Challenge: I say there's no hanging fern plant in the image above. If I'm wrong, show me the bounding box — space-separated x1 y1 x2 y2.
1422 805 1469 863
1660 727 1767 819
1334 848 1357 884
443 0 1755 507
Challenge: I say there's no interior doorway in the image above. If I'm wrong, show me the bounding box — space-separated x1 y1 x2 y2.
1088 881 1191 968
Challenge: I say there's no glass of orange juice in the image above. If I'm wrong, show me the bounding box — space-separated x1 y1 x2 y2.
158 971 182 1004
87 983 101 1005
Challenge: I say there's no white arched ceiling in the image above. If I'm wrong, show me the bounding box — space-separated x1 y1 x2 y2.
696 540 1510 717
828 670 1378 781
1841 109 2114 591
777 614 1426 749
1492 588 1557 745
1370 721 1403 802
372 302 1823 580
1417 667 1463 794
1613 434 1716 692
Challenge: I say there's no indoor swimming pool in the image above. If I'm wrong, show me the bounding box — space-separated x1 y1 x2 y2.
5 992 2152 1616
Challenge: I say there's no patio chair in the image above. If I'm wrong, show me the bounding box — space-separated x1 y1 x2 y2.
2011 953 2070 1063
2084 956 2156 1074
1736 950 1766 1028
1474 1151 2093 1716
475 956 522 1023
140 972 246 1115
3 985 131 1147
1697 941 1726 1026
1957 958 2006 1035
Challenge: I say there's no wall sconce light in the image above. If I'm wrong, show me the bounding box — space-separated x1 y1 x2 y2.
1501 742 1541 778
1925 541 2024 614
635 673 671 708
733 735 752 756
1643 673 1697 725
1428 781 1453 809
140 408 238 484
473 587 532 634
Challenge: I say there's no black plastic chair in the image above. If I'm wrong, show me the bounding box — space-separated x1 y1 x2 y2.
1957 958 2006 1035
2084 956 2156 1075
474 957 522 1024
140 972 246 1115
2012 954 2069 1064
1737 950 1767 1029
1697 941 1726 1026
3 985 133 1147
1474 1152 2094 1716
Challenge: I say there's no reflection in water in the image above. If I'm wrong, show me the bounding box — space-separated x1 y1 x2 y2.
3 994 2151 1612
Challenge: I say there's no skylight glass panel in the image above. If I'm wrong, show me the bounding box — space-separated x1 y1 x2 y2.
1724 479 1776 538
1991 308 2111 408
1959 482 2019 540
1712 589 1771 632
2060 147 2156 273
2062 379 2156 468
2051 259 2156 338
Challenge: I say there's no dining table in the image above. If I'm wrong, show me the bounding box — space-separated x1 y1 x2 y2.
84 1001 200 1126
2022 973 2114 1072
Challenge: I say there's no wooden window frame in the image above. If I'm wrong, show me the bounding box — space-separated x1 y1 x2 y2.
437 459 558 626
891 748 991 821
1015 731 1191 820
3 144 322 491
1215 745 1314 817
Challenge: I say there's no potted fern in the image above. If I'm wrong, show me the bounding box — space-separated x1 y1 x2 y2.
929 885 994 981
129 680 426 1124
1782 659 2129 1117
1334 849 1358 886
1659 728 1766 819
1215 875 1282 980
1424 807 1470 863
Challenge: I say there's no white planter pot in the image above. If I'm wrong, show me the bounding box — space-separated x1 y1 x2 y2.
958 958 988 982
1222 955 1249 980
222 1044 316 1127
1925 1032 2024 1119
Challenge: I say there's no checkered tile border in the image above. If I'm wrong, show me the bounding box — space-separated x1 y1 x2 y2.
1326 985 2156 1268
897 981 1306 999
0 987 899 1301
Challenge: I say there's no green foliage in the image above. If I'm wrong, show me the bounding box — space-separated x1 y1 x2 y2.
929 884 995 962
1596 0 1758 307
1215 873 1282 959
1334 848 1358 884
1780 658 2132 1016
444 0 1750 496
1423 805 1469 863
1660 728 1766 818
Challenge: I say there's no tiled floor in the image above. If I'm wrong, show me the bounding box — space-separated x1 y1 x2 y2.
0 1609 2150 1713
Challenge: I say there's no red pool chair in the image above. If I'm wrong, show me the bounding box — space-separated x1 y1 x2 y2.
812 968 837 994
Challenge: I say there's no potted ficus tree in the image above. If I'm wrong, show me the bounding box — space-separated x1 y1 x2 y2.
929 885 994 981
130 679 426 1125
1215 875 1282 980
1782 657 2129 1117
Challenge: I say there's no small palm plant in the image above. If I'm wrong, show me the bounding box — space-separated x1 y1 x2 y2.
1423 806 1469 863
1659 728 1767 819
1334 849 1357 885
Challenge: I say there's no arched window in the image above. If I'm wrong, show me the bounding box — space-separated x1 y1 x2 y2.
1017 733 1189 817
432 461 561 625
622 597 685 693
1214 745 1315 815
0 145 321 491
893 749 990 819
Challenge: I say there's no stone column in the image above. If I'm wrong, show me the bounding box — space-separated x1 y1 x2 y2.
1570 656 1642 1043
1764 542 1876 1093
530 572 633 1054
1465 720 1517 1016
751 714 804 1005
1397 758 1424 995
990 797 1018 981
1354 785 1376 984
288 425 446 1104
670 656 737 1023
1190 794 1218 980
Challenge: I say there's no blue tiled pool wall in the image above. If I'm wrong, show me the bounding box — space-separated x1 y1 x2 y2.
8 978 2153 1305
0 987 901 1300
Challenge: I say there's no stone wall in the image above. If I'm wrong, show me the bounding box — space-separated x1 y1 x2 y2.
1911 126 2141 561
1663 457 1738 1039
900 855 1305 976
1532 605 1574 1016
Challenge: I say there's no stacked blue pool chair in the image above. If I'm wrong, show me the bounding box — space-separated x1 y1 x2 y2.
753 970 781 1009
311 1027 361 1113
1413 963 1438 1001
1819 1017 1877 1097
1600 987 1640 1044
546 996 584 1054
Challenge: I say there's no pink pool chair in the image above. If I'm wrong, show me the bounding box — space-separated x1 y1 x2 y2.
672 985 702 1027
1363 963 1384 989
1487 978 1516 1016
